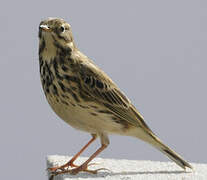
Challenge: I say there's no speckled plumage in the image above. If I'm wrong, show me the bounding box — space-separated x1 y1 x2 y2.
38 18 192 177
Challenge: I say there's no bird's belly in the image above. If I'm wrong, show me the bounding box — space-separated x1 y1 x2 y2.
46 95 130 135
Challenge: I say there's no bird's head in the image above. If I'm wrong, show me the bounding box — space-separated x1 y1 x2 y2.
39 18 75 57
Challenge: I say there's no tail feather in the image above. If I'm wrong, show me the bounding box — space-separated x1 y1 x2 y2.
132 127 193 170
157 141 192 170
147 132 193 170
129 106 192 170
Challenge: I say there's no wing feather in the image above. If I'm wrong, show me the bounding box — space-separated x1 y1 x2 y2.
78 62 150 129
79 63 130 107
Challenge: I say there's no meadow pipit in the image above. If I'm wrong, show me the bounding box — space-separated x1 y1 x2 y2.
38 18 192 177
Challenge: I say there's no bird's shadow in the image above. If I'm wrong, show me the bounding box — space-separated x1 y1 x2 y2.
50 169 190 179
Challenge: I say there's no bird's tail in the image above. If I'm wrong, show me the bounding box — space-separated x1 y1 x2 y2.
150 133 192 170
129 106 192 170
134 127 193 170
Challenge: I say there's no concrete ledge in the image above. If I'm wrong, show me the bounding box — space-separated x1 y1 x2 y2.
47 155 206 180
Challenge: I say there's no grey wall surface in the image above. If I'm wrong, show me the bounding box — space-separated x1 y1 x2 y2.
0 0 206 179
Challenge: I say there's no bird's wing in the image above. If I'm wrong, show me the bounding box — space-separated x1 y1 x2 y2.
78 62 151 129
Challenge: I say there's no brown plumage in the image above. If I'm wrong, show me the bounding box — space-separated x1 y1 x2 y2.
38 18 192 177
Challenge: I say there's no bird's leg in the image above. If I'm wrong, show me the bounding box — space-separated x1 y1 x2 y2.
51 133 109 176
52 144 108 176
71 143 107 174
48 134 97 172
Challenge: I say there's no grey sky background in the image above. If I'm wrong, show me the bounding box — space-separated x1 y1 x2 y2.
0 0 206 179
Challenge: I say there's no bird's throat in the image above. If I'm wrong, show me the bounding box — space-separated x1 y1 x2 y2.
40 35 57 61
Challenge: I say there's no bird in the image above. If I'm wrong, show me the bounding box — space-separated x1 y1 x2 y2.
38 17 192 177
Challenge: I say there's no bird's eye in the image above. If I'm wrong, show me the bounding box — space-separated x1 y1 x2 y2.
60 26 65 33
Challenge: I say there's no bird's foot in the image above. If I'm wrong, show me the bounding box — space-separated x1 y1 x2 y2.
69 164 106 175
49 164 107 179
48 160 78 172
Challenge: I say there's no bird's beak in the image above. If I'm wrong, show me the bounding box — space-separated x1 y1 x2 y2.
39 24 52 32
